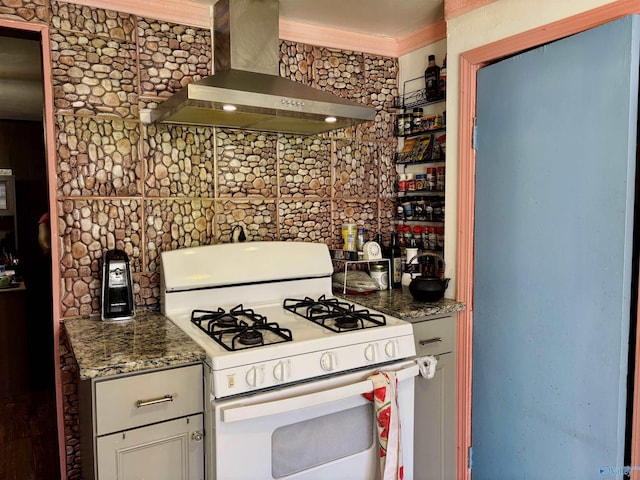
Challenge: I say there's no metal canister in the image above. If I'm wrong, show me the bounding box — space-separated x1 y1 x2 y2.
370 263 389 290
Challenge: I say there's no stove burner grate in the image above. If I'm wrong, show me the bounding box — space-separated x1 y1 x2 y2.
191 305 292 351
283 295 386 333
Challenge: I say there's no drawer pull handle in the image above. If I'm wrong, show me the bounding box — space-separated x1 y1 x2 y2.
419 336 442 346
135 394 174 408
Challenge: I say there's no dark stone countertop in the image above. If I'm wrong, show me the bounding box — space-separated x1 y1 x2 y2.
64 310 206 380
336 288 465 322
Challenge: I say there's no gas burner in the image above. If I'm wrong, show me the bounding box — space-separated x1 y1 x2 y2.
283 295 386 333
334 315 360 330
191 305 293 351
192 309 239 330
238 328 263 346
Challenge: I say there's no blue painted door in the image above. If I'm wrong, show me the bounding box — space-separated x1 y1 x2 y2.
472 16 639 479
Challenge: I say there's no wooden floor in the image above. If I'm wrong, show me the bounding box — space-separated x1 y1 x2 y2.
0 388 60 480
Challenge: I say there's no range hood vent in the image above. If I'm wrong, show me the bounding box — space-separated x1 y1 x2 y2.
140 0 376 135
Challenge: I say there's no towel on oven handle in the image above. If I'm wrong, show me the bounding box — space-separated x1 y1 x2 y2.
363 371 404 480
416 355 438 379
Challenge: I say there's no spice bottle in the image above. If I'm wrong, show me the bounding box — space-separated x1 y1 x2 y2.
424 54 441 101
412 107 423 133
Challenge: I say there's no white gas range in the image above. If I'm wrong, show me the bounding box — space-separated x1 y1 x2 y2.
161 241 417 480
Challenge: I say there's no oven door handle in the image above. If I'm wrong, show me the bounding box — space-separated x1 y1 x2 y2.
221 363 419 423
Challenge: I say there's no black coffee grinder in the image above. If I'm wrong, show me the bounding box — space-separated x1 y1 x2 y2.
101 249 135 321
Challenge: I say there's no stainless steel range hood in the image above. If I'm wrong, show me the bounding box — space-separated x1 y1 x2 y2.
140 0 376 135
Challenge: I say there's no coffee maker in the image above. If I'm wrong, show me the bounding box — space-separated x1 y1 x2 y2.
101 249 135 320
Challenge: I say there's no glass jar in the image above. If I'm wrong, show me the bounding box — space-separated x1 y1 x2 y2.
370 263 389 290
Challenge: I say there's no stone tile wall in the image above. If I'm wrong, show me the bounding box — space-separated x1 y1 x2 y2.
47 3 399 317
1 1 398 477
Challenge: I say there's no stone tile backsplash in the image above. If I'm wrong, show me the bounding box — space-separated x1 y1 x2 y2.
136 17 212 98
56 115 141 196
50 28 138 118
143 123 216 197
9 0 399 318
216 129 279 198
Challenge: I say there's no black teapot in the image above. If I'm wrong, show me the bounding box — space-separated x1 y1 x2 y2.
407 253 450 302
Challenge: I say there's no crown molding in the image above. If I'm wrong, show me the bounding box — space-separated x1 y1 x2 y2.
278 18 399 57
395 19 447 56
280 18 447 58
60 0 446 57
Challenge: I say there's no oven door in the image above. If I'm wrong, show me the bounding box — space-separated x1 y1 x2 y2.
208 360 417 480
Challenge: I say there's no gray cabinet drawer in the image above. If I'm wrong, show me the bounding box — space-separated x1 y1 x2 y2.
95 364 203 436
412 314 456 356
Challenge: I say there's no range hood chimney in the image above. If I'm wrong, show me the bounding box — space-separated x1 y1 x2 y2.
140 0 376 135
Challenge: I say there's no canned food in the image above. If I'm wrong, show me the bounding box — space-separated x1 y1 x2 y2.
406 173 416 191
415 174 426 191
398 173 408 192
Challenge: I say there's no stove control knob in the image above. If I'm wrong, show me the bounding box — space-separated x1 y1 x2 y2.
364 343 378 362
245 365 264 387
384 340 399 358
273 360 290 382
320 352 337 371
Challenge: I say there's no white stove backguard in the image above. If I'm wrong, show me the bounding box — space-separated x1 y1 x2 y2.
161 241 333 291
161 277 331 317
160 241 335 315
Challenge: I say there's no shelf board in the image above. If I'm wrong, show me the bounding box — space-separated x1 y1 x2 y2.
396 159 446 166
394 90 446 110
394 219 444 225
396 126 446 138
397 190 446 197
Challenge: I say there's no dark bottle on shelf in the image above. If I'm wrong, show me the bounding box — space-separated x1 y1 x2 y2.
390 232 402 288
424 54 441 101
375 233 387 257
439 54 447 99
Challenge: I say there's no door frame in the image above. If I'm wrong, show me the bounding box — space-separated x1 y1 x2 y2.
0 17 63 479
457 2 640 479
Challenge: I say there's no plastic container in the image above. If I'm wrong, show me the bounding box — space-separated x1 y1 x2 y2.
342 224 357 251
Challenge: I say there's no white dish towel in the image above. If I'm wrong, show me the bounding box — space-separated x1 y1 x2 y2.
416 355 438 379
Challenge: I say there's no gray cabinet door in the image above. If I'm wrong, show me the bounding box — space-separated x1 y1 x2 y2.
472 15 640 479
